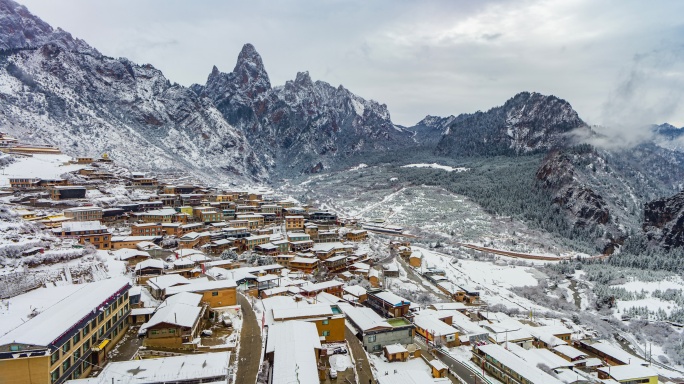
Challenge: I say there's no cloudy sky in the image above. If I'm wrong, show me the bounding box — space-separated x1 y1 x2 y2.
18 0 684 127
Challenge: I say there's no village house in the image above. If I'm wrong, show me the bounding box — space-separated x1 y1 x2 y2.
63 207 103 222
412 311 459 348
597 365 657 384
367 290 411 318
472 344 564 384
131 223 165 237
112 248 150 266
289 256 318 274
164 278 238 309
53 221 112 250
300 280 345 297
110 235 161 250
285 215 305 230
263 297 346 343
63 352 231 384
0 279 131 384
134 259 165 283
265 321 322 384
146 275 192 299
135 208 177 223
343 285 368 303
345 229 368 242
139 292 206 350
50 186 86 200
339 302 415 353
384 343 409 362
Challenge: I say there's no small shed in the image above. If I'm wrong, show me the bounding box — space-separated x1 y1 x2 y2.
384 344 409 362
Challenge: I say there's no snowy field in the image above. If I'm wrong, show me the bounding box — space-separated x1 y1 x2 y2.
0 154 85 187
400 163 468 172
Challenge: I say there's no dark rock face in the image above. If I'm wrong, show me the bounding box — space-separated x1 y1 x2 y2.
197 44 413 174
537 150 611 226
435 92 585 157
644 191 684 249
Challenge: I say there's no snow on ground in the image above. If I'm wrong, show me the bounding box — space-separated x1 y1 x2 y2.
618 277 684 293
401 163 468 172
369 353 432 377
416 247 550 312
329 354 353 371
419 247 539 289
0 154 85 187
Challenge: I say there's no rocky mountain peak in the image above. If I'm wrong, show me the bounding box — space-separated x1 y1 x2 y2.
0 0 96 54
644 191 684 249
232 43 270 93
294 71 313 88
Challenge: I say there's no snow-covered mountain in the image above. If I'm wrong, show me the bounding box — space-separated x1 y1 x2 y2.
194 44 414 175
434 92 585 157
0 0 265 181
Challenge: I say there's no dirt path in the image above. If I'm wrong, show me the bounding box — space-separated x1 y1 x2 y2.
345 326 376 384
235 294 261 384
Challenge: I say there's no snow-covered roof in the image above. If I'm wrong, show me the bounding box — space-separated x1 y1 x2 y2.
69 352 230 383
134 258 165 271
553 344 588 360
413 314 458 336
0 278 130 347
140 208 177 216
429 359 448 371
343 285 367 297
147 274 190 291
587 341 647 365
130 307 156 316
312 242 352 252
301 280 343 293
377 370 435 384
514 347 574 370
140 292 202 331
316 292 344 304
272 303 333 321
597 365 657 381
477 344 564 384
430 302 467 311
371 290 410 306
61 221 107 232
113 248 149 261
338 303 392 332
266 321 321 384
165 279 237 296
291 257 318 264
384 343 408 354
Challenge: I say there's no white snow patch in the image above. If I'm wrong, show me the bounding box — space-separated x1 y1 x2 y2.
401 163 469 172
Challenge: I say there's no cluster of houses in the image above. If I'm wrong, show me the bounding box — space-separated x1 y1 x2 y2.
0 152 662 384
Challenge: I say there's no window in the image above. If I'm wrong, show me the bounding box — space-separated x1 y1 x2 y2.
151 330 158 335
84 339 90 350
91 334 97 345
98 327 104 338
169 328 176 334
107 319 112 330
105 308 111 316
98 312 104 323
62 340 71 354
51 368 60 383
10 345 20 351
368 335 376 342
73 332 81 344
62 357 71 372
74 364 82 378
322 331 330 337
322 319 329 325
212 291 219 296
73 348 81 361
82 324 89 337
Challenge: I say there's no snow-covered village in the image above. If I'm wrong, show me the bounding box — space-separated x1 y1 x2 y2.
2 132 684 384
3 1 684 384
